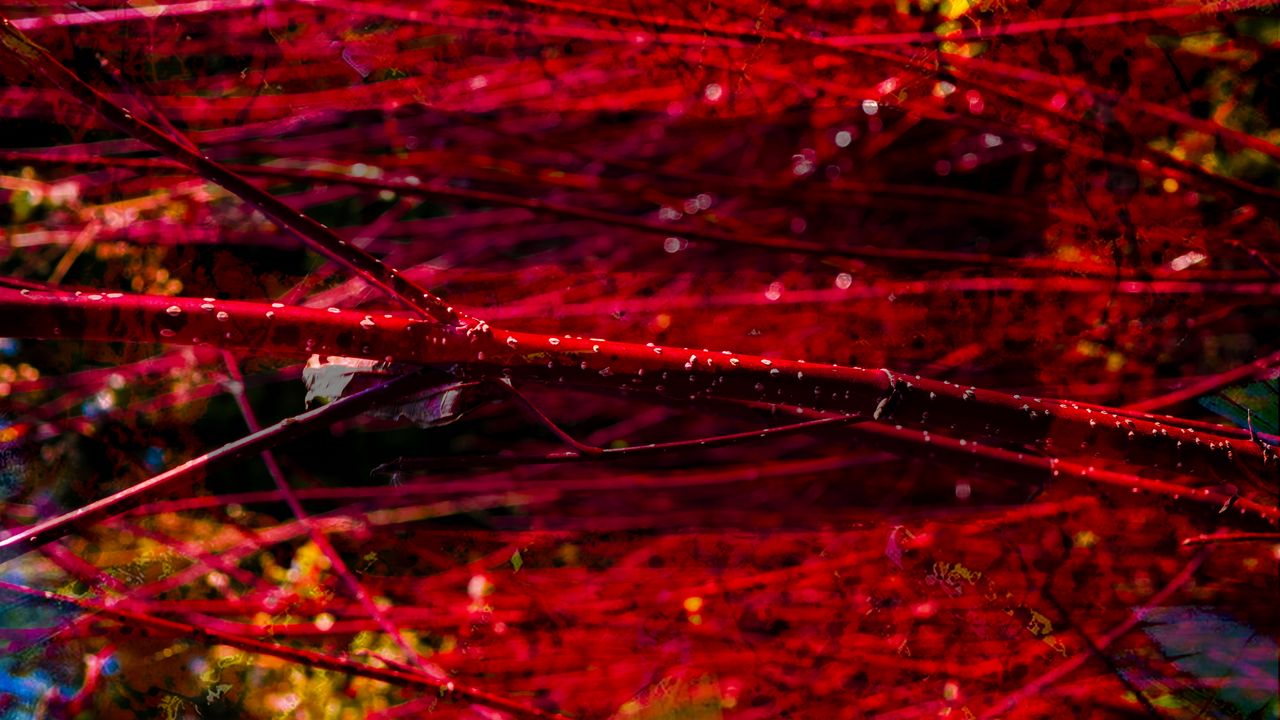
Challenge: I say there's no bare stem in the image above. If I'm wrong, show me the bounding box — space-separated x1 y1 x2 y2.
1 289 1271 492
0 579 570 720
0 368 438 564
0 16 462 327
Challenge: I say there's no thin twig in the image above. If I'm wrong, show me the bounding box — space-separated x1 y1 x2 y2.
0 369 438 564
0 579 570 720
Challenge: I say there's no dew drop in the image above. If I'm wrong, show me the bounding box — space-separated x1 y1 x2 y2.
165 305 182 316
216 311 229 322
548 338 561 346
360 316 376 329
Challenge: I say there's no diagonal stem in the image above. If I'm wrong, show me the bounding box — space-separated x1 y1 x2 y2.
0 369 438 565
0 288 1275 521
220 351 445 680
0 579 570 720
0 15 463 327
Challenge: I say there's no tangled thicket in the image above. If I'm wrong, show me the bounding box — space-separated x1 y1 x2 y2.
0 1 1277 718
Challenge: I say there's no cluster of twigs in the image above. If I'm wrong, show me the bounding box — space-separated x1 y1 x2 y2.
0 1 1277 718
